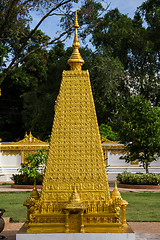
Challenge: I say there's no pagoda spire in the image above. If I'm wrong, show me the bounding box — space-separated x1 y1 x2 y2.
68 10 84 70
23 11 130 234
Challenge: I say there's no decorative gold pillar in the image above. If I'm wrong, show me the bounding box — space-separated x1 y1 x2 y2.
64 210 70 233
121 200 128 227
80 210 85 233
21 150 24 163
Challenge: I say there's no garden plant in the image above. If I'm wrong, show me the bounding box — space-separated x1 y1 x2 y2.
11 149 47 185
117 172 160 185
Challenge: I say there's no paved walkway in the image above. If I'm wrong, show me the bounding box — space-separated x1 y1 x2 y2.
0 185 160 240
129 222 160 240
2 222 160 240
0 185 33 192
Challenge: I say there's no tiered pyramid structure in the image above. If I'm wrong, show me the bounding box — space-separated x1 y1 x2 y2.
24 11 129 234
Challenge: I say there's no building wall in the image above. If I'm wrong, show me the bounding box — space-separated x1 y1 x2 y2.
0 139 49 182
0 151 21 181
105 148 160 181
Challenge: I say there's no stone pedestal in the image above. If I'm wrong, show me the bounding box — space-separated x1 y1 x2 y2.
16 224 135 240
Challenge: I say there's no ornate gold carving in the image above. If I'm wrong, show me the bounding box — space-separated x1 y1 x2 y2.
63 187 87 212
1 132 49 157
24 11 128 234
102 137 125 156
102 137 123 147
102 137 124 156
2 150 20 156
24 182 40 225
12 132 46 145
110 149 125 155
111 182 128 227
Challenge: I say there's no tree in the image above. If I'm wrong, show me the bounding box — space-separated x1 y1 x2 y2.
21 42 72 139
0 0 106 84
99 124 119 141
138 0 160 50
114 95 160 173
127 10 160 106
0 0 75 83
91 8 135 70
0 40 129 140
88 48 130 124
0 30 50 140
89 7 160 107
134 0 160 106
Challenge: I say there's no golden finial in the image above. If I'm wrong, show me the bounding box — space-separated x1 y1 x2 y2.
74 10 79 28
29 131 33 142
68 10 84 70
30 180 40 200
111 181 122 200
24 132 28 139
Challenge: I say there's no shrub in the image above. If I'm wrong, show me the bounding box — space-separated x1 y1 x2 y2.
11 149 47 185
117 172 160 185
11 173 43 185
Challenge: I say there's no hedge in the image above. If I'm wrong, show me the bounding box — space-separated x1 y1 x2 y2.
117 172 160 185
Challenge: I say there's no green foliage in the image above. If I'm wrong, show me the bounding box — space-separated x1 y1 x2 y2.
92 8 134 69
0 0 106 84
89 49 129 124
117 172 160 185
99 124 119 141
89 4 160 107
0 31 51 141
0 42 63 140
22 42 69 139
114 95 160 173
12 149 47 185
19 149 47 178
138 0 160 47
0 45 7 72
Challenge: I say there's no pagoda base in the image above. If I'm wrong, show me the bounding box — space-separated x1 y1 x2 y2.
16 224 135 240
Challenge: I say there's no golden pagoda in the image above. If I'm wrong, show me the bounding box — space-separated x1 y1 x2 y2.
24 11 130 234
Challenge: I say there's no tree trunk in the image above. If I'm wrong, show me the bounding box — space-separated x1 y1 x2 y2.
145 162 149 173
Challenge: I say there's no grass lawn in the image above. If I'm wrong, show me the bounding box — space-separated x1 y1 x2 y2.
122 192 160 222
0 192 160 222
0 192 30 222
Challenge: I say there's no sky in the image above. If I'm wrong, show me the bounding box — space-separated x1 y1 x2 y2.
31 0 145 48
109 0 144 18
